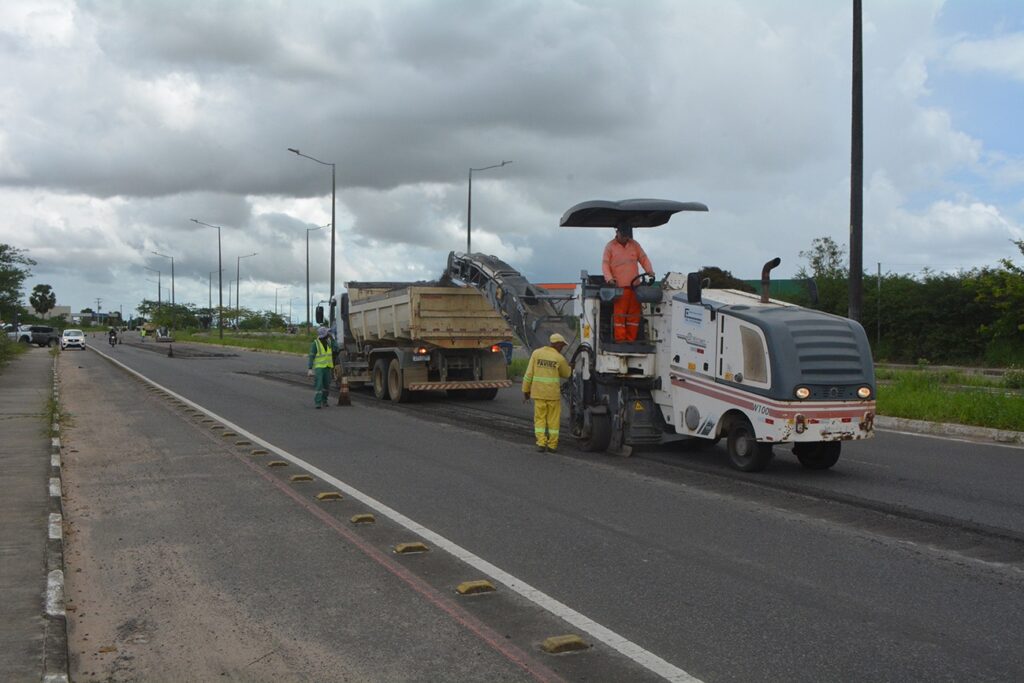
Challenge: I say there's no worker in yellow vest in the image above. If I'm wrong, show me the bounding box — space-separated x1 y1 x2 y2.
307 326 339 409
522 333 572 452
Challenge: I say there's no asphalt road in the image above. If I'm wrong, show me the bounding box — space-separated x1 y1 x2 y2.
70 337 1024 681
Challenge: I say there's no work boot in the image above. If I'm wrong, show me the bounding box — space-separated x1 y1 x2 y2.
547 447 557 453
536 444 546 452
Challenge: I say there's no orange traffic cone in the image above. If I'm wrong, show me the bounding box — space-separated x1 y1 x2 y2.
337 376 351 406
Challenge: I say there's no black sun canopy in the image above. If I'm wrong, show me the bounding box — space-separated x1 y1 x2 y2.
559 198 709 228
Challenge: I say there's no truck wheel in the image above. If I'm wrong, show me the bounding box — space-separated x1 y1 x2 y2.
726 417 773 472
372 359 390 400
578 410 612 452
387 359 410 403
794 442 841 470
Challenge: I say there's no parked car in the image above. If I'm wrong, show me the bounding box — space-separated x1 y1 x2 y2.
60 329 86 350
13 325 60 347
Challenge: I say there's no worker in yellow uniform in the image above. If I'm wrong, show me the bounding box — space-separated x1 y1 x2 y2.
522 333 572 452
307 326 339 409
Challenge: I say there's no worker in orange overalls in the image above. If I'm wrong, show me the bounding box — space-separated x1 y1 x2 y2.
602 225 654 342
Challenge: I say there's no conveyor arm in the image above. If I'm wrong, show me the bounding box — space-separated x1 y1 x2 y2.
444 252 577 353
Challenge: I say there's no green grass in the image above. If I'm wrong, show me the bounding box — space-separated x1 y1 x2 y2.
174 329 312 354
508 358 528 379
877 372 1024 431
0 336 27 369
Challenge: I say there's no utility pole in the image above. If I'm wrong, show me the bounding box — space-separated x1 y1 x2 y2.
849 0 864 321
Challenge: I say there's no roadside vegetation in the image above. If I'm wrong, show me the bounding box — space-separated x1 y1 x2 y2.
173 329 313 355
877 370 1024 431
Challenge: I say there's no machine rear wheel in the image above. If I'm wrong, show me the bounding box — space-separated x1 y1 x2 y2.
577 410 612 452
387 359 410 403
372 359 390 400
794 442 841 470
726 417 773 472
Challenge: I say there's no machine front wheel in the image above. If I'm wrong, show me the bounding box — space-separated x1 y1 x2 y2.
372 358 390 400
577 410 612 452
793 441 841 470
726 417 773 472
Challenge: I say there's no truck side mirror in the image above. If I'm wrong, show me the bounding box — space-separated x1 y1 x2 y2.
687 272 702 303
315 305 325 325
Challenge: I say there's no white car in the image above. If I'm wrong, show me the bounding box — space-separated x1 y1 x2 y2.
61 329 86 350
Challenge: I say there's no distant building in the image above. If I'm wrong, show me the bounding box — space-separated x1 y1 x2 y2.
38 305 71 320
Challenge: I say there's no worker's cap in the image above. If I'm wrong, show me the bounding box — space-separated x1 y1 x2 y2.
317 326 329 337
549 333 567 345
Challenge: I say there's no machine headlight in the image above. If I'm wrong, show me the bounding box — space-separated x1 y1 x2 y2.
857 386 872 399
794 386 811 400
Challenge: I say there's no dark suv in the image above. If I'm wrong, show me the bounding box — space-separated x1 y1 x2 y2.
14 325 60 347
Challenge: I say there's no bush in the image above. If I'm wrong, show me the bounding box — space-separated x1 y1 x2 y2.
1004 367 1024 390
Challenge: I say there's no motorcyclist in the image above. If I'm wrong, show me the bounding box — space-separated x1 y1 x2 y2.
108 328 118 346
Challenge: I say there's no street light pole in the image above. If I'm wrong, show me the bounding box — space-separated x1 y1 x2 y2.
144 267 161 311
467 160 512 253
305 223 327 333
288 148 337 302
191 219 224 339
236 252 257 328
152 251 175 327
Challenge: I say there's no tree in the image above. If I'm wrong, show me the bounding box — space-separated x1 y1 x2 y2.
697 266 755 292
30 284 56 318
794 236 849 315
0 244 36 321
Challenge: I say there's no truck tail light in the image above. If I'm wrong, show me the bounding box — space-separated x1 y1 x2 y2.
490 345 501 353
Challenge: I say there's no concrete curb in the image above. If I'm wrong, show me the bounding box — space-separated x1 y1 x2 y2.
875 415 1024 445
43 354 69 683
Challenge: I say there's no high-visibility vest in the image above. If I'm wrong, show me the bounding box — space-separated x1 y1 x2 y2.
313 339 334 369
522 346 571 401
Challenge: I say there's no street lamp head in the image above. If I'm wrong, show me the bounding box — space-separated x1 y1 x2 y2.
287 148 300 154
501 160 513 166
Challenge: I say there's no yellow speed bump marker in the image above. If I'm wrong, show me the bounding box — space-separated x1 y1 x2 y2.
210 425 224 430
290 474 313 482
456 580 496 596
267 460 289 468
250 449 268 456
316 492 343 501
541 634 589 654
350 513 375 525
394 542 429 555
234 440 252 446
221 431 237 437
201 419 214 423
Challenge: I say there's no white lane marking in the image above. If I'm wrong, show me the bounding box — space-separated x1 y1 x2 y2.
46 570 65 616
95 347 702 682
49 513 62 540
49 478 61 498
876 427 1024 450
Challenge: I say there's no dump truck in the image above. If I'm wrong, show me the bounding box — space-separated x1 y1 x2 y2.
317 282 514 402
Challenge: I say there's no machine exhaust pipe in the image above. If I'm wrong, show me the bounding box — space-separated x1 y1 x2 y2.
761 257 782 303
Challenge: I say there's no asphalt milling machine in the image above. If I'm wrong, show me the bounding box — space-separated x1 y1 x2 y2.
445 198 876 472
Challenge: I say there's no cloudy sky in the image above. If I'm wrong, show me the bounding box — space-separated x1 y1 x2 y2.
2 0 1023 318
